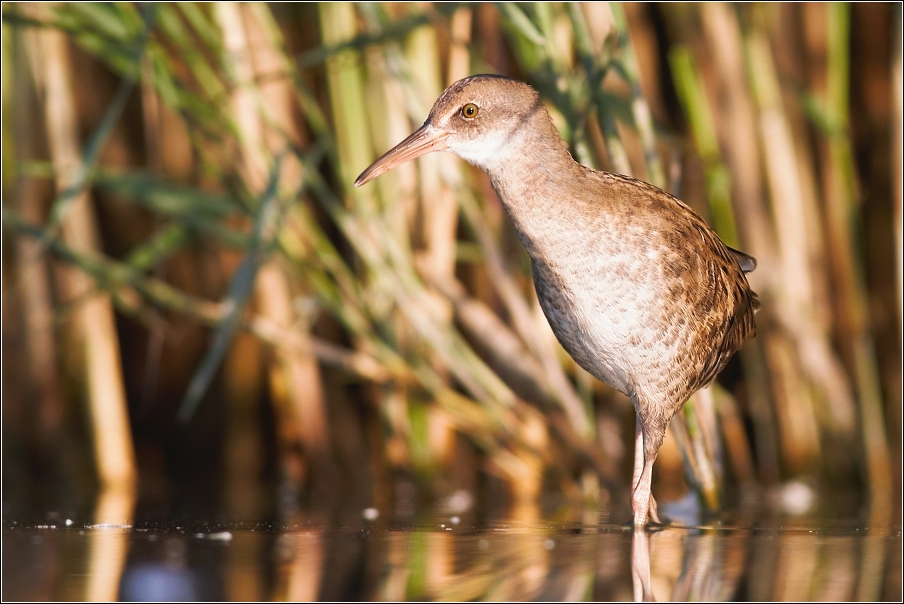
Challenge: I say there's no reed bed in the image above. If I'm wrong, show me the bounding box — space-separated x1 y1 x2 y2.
2 2 900 539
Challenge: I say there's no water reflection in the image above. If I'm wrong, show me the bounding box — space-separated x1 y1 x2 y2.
632 529 653 601
2 514 900 601
88 485 136 602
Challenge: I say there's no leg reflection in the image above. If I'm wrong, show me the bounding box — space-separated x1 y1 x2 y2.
631 529 654 602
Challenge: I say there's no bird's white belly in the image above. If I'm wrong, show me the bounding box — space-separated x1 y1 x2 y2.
531 255 684 398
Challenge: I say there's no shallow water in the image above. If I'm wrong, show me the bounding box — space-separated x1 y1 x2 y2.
3 511 901 601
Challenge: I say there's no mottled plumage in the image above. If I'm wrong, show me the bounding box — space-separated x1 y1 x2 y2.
356 75 758 526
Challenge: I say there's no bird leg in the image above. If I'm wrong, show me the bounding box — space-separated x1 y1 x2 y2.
631 417 644 492
632 417 661 526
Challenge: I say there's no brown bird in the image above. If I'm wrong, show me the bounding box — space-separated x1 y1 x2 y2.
355 74 758 527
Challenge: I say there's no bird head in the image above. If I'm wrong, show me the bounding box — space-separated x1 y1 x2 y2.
355 75 545 186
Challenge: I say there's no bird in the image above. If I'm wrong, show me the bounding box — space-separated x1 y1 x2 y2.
355 74 758 527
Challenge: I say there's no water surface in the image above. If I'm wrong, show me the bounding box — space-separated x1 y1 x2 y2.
3 510 900 601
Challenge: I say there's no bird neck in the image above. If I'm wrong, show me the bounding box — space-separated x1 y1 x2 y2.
480 109 574 176
479 114 589 260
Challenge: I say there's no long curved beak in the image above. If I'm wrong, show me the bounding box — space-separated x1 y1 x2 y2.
355 124 449 187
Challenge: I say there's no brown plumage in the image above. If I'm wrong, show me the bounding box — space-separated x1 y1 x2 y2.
356 74 758 527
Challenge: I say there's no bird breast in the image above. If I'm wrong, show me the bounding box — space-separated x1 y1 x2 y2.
529 221 697 399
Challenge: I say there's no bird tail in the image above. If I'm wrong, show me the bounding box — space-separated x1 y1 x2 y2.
727 246 757 273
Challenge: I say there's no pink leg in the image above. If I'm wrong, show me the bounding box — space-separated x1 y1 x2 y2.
631 417 661 526
632 417 644 492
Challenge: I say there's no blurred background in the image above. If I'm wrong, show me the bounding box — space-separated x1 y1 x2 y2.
1 1 901 537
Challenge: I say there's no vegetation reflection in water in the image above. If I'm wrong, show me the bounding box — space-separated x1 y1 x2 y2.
3 506 900 601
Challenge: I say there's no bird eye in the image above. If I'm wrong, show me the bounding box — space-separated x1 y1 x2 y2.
461 103 479 119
